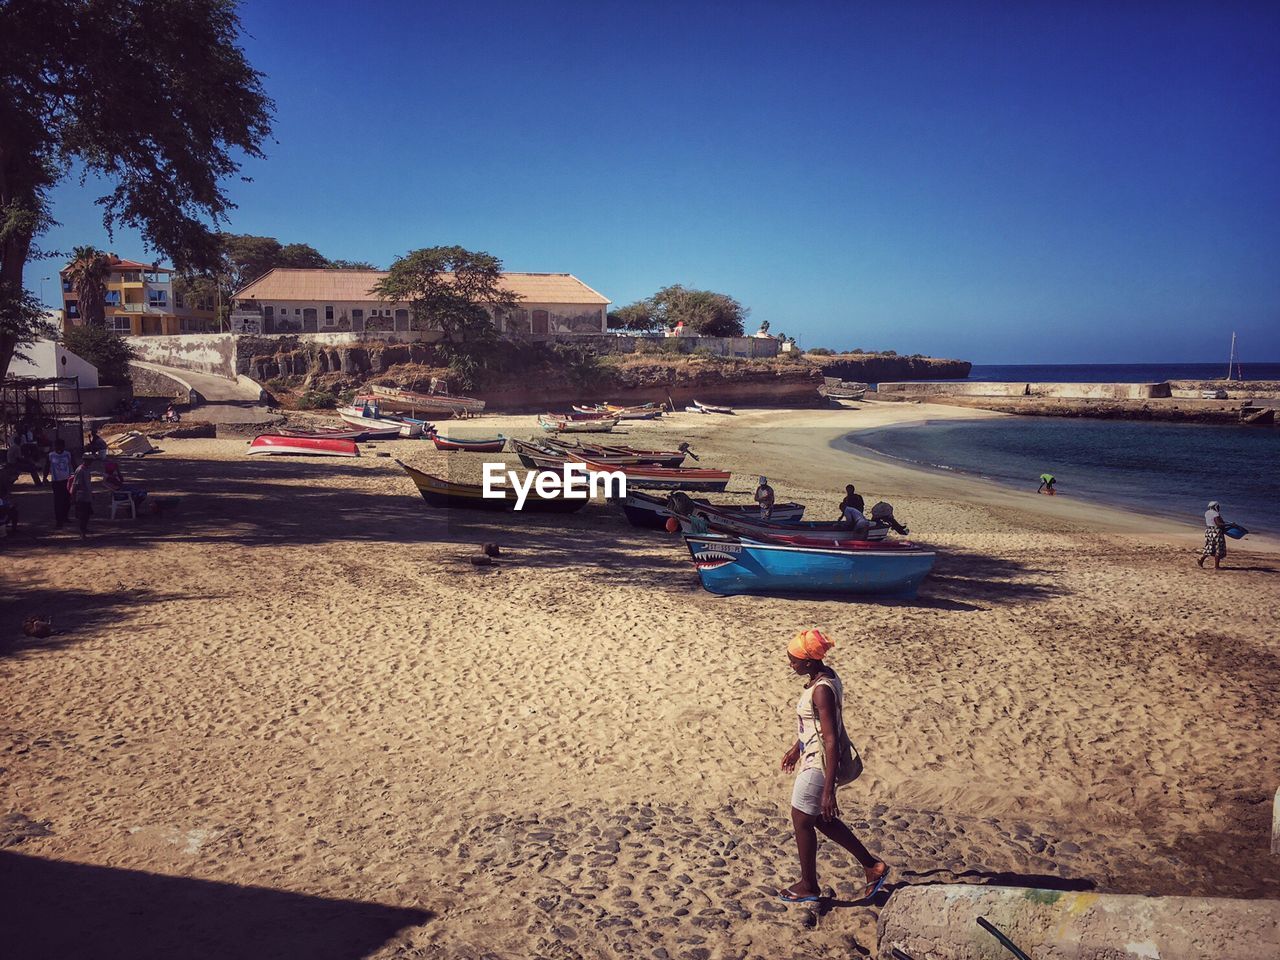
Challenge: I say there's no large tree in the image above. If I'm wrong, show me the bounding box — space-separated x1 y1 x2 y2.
62 245 111 327
373 246 518 388
649 284 748 337
0 0 272 379
607 302 660 332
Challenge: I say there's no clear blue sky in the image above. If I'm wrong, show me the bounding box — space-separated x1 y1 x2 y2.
28 1 1280 363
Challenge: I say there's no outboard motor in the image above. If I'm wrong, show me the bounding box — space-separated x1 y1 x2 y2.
869 501 909 537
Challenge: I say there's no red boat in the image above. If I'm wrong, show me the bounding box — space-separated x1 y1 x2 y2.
248 434 360 457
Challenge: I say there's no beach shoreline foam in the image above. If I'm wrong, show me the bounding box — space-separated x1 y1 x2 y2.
3 402 1277 957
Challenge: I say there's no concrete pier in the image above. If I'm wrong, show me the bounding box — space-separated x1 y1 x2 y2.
877 884 1280 960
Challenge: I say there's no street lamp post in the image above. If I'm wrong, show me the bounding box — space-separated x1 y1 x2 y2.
40 276 51 306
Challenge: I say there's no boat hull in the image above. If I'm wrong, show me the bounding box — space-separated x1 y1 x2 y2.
620 492 805 530
694 400 735 414
248 435 360 457
432 434 507 453
369 383 485 415
538 416 619 433
568 454 731 492
397 461 589 513
337 407 424 438
684 534 935 598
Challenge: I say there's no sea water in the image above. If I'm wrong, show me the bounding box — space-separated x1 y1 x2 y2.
851 417 1280 535
965 362 1280 383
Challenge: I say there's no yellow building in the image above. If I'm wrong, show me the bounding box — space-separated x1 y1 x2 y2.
60 255 217 336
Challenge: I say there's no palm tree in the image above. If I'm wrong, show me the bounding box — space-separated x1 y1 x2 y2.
64 246 111 327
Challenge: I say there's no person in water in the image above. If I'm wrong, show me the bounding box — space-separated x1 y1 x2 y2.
1038 473 1057 495
754 476 776 520
779 629 888 904
1198 501 1228 570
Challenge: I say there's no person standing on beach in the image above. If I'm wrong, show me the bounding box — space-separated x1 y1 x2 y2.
778 629 888 904
754 476 776 520
1198 501 1228 570
68 459 95 540
1038 473 1057 495
47 439 73 529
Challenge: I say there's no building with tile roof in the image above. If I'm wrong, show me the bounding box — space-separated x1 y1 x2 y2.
231 268 610 337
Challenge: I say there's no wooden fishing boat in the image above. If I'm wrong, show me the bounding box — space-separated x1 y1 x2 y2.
666 494 893 543
693 400 735 415
605 401 659 413
396 461 589 513
431 433 508 453
620 490 805 530
337 406 425 438
368 383 485 415
276 426 371 441
684 533 935 598
606 406 663 420
564 453 730 491
537 415 619 433
545 438 697 463
572 404 607 415
512 438 688 469
247 434 360 457
684 405 706 414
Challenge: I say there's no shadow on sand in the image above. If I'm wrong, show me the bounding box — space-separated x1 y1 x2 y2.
0 850 430 960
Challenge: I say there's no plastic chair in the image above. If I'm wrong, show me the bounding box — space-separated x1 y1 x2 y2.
109 490 137 520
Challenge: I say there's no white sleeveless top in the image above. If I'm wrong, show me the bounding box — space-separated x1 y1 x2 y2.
796 672 844 774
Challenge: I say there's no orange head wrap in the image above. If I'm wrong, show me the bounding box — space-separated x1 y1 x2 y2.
788 628 834 661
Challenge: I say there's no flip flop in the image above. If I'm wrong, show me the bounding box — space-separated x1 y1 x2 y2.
857 865 890 902
778 887 822 903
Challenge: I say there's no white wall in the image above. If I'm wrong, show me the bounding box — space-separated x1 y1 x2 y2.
8 339 100 388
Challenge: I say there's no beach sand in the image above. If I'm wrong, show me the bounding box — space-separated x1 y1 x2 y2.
3 402 1278 958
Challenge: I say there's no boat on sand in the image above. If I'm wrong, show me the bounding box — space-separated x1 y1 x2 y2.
620 490 805 530
684 533 935 598
248 434 360 457
397 461 590 512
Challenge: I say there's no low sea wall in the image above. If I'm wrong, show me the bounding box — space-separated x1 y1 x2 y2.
878 884 1280 960
126 334 237 379
1169 379 1280 400
878 381 1172 400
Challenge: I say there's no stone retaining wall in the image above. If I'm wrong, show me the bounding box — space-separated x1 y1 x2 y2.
878 381 1172 400
878 884 1280 959
126 334 236 378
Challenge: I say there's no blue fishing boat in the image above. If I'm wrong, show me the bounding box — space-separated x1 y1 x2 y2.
684 533 935 599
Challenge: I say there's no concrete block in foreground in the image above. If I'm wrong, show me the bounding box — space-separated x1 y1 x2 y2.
877 884 1280 960
1273 787 1280 855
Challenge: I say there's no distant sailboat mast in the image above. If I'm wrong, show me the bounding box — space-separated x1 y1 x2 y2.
1226 332 1242 381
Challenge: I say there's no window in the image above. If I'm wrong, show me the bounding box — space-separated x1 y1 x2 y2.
107 315 131 334
67 301 79 317
174 292 184 309
104 290 121 305
148 290 168 307
325 305 334 321
296 308 302 315
62 279 72 293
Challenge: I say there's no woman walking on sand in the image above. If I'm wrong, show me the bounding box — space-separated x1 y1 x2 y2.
1198 501 1228 570
778 629 888 904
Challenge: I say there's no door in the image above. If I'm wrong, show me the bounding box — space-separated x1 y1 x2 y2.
532 309 549 335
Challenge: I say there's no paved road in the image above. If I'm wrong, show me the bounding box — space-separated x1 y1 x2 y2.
131 361 277 424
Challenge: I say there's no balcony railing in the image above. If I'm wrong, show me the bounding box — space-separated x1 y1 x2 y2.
115 303 165 314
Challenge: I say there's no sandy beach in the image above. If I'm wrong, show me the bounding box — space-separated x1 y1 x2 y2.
3 401 1278 959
